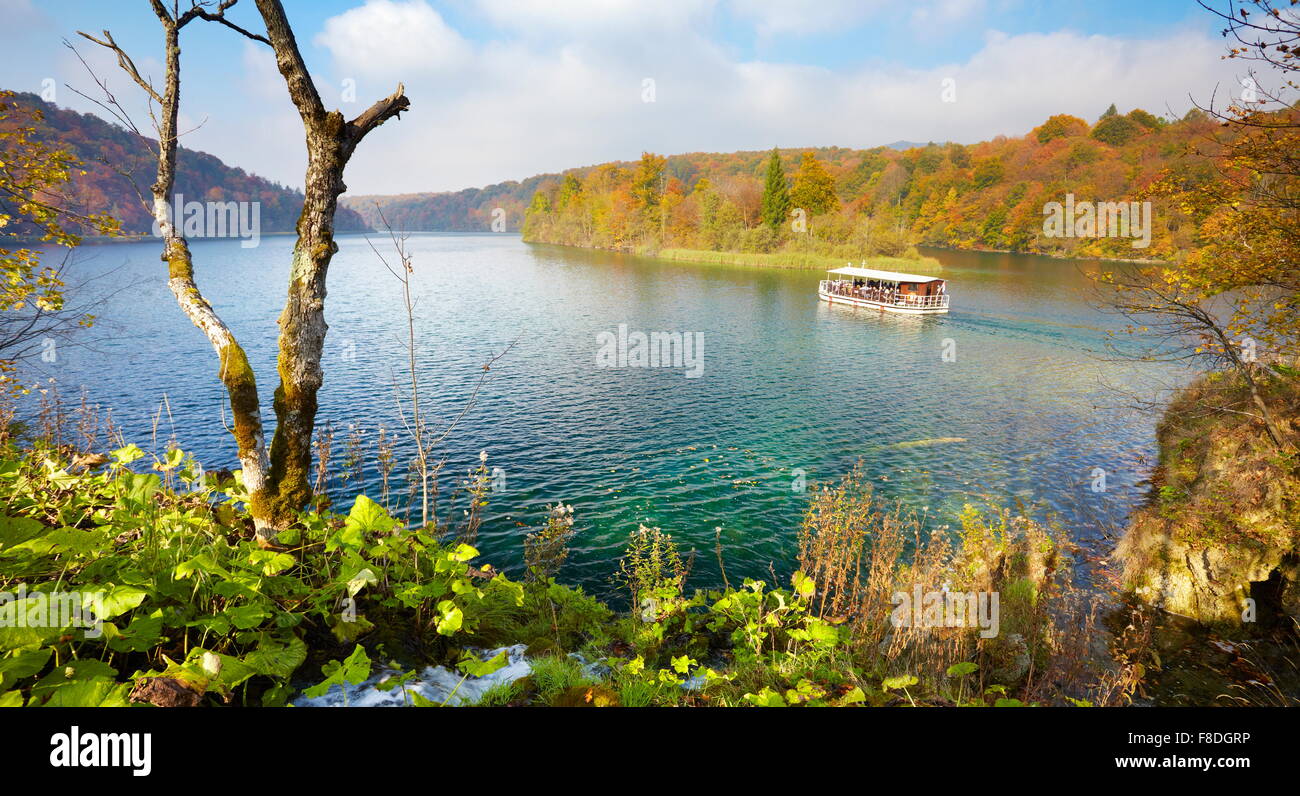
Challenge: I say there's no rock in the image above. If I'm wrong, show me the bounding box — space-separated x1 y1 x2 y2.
1114 373 1298 630
1117 519 1297 628
129 676 203 707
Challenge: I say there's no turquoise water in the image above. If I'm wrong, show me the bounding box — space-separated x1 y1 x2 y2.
42 234 1183 598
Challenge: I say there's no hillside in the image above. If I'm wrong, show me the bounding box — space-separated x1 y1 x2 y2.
1 91 369 235
341 175 557 233
336 141 954 234
520 107 1219 262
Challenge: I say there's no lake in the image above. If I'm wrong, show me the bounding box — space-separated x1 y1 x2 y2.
40 233 1184 600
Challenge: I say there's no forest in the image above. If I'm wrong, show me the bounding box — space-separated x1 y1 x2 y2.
0 91 370 236
522 105 1216 262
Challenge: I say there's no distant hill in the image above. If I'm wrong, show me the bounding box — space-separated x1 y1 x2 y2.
341 175 561 234
2 91 369 236
339 143 946 232
884 140 939 150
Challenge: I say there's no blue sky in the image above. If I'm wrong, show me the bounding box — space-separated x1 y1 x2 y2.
0 1 1253 194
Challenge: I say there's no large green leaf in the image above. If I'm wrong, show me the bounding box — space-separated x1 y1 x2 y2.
31 659 119 701
111 444 145 465
345 567 378 598
39 678 130 707
303 644 371 699
0 598 69 650
108 609 165 653
457 649 508 678
244 634 307 679
85 585 149 620
222 603 272 630
435 600 463 636
174 553 231 580
247 550 296 576
117 472 161 508
0 648 52 690
45 527 108 556
0 515 43 551
344 495 393 535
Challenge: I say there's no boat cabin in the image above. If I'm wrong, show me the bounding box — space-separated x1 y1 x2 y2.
818 265 949 314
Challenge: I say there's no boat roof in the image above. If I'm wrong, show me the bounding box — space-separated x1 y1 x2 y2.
827 266 943 283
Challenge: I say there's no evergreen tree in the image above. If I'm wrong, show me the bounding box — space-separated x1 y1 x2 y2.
760 147 790 230
1100 103 1119 120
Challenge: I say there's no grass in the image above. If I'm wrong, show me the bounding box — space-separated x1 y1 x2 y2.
655 247 942 272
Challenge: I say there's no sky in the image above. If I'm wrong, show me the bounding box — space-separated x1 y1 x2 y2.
0 0 1260 195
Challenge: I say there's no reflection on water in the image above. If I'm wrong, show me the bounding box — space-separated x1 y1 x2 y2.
41 235 1188 598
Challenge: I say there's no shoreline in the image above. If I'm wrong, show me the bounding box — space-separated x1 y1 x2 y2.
523 239 944 272
523 237 1169 270
37 232 1168 267
916 242 1168 265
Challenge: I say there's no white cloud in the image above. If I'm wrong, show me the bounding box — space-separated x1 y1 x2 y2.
177 2 1247 196
314 0 473 80
328 24 1240 194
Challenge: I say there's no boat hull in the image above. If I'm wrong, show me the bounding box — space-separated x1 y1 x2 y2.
818 290 949 315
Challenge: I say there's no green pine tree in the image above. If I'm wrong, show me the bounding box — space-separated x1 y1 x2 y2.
760 148 790 230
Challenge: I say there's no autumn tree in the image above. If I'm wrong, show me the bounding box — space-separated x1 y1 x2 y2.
1101 0 1300 450
1127 108 1165 131
0 92 118 388
1034 114 1088 144
630 151 666 242
1091 114 1143 146
759 148 790 230
790 151 840 216
556 173 582 211
631 152 666 211
971 157 1004 188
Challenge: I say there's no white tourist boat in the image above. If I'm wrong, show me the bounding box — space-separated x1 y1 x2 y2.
818 265 950 315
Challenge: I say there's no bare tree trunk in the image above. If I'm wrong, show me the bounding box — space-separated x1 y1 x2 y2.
80 7 275 539
84 1 406 541
254 0 409 527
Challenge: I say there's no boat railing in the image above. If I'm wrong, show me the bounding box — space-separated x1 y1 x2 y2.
819 280 949 309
